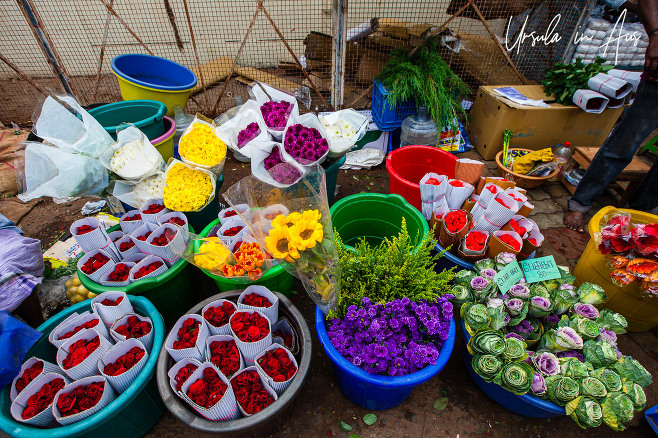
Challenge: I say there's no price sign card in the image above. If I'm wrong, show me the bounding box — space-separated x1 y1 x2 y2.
494 261 524 294
519 256 561 283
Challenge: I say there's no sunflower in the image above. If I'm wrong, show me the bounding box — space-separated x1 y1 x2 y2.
265 226 300 262
301 209 321 222
271 211 302 229
289 219 324 251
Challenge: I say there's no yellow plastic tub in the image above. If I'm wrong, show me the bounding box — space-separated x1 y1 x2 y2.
573 206 658 332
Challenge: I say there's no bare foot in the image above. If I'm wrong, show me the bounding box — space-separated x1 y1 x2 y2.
564 210 586 233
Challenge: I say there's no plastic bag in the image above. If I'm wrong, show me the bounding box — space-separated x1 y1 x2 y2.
18 142 108 202
249 82 299 141
178 115 227 177
111 171 166 210
215 100 271 159
33 95 114 159
99 124 164 182
280 113 330 167
162 159 216 212
319 109 368 158
223 165 340 314
251 141 309 188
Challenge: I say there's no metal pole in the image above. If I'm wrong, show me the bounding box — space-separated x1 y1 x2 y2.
331 0 347 109
93 0 115 101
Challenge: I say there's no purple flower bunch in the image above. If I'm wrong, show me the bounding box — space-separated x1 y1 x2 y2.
284 124 329 165
263 146 283 171
327 296 453 376
260 101 291 129
237 122 260 148
263 146 302 184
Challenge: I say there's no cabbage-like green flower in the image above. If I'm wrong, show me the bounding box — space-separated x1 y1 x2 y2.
550 287 576 315
596 309 628 335
545 375 580 405
468 329 506 356
502 336 527 362
601 392 634 431
583 339 618 369
461 302 491 333
487 304 509 331
590 368 623 392
494 252 516 270
508 284 530 299
569 316 601 340
559 357 591 379
579 377 608 402
538 327 583 352
613 356 653 387
493 362 534 395
566 396 603 428
450 285 472 306
529 284 550 299
528 296 554 318
472 354 502 382
577 283 607 305
531 372 547 397
473 258 495 273
559 266 576 284
453 269 476 287
622 380 646 411
572 303 599 320
470 276 494 300
531 351 560 376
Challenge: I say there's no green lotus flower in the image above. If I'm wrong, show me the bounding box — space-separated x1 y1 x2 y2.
579 377 608 402
583 339 618 369
529 284 550 299
502 336 527 362
467 329 506 356
596 309 628 334
577 283 607 305
613 356 653 387
453 269 476 287
566 396 603 428
559 357 591 380
601 391 634 431
461 302 491 333
590 368 623 392
622 380 646 411
472 354 503 382
450 285 472 306
473 258 495 273
569 316 601 340
545 375 580 405
493 362 534 395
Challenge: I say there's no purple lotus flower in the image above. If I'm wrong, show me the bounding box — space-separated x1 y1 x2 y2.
531 351 560 376
598 328 618 346
556 350 585 363
573 303 599 320
508 284 530 299
470 276 489 291
284 124 328 165
480 268 497 280
531 373 547 396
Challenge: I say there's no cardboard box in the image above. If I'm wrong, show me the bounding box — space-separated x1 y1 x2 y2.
467 85 625 160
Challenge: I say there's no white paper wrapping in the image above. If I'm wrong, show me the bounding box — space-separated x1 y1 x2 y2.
460 230 491 256
492 230 523 252
139 198 170 224
254 343 298 395
10 372 70 427
202 299 237 336
215 99 271 158
272 317 298 354
56 329 112 380
205 335 245 379
157 211 189 232
129 255 168 282
474 193 520 233
250 141 309 188
168 358 202 395
219 204 249 225
48 312 82 348
53 376 116 426
91 291 133 327
230 310 272 364
119 210 143 234
319 109 369 158
123 253 148 264
508 215 533 239
573 89 609 114
280 113 330 167
53 312 110 345
237 285 279 324
99 262 135 288
504 188 528 209
250 82 300 140
76 249 116 283
99 338 149 393
145 223 185 266
230 366 278 417
9 358 63 402
419 173 448 220
70 217 112 256
165 314 210 362
110 313 154 351
180 362 240 421
131 222 159 254
588 72 633 99
217 216 248 244
471 183 501 221
115 234 140 260
446 180 475 211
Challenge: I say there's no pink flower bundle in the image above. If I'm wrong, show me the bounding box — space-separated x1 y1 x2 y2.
260 101 291 130
284 124 328 165
237 123 261 149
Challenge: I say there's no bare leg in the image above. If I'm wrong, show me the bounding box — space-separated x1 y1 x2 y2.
564 210 586 233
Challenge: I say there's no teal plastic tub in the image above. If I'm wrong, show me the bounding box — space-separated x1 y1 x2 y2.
322 155 346 204
195 219 294 297
88 100 167 140
78 224 196 325
0 295 165 438
330 193 429 248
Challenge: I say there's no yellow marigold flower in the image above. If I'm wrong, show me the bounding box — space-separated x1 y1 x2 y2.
301 209 322 223
289 219 324 251
266 226 300 262
271 211 302 229
179 123 227 166
195 237 230 270
163 163 213 211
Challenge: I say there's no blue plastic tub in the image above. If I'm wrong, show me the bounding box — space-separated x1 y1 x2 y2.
0 296 165 438
461 320 565 418
315 307 456 410
645 405 658 435
111 54 197 91
372 80 416 131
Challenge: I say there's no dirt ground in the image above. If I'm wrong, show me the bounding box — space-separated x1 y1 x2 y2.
2 151 658 438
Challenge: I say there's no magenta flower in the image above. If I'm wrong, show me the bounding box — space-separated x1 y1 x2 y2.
283 123 329 165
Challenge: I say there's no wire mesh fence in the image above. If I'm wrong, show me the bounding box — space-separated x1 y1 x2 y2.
0 0 589 126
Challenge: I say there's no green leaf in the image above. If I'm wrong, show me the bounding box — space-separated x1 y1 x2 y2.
338 420 353 431
363 413 378 425
349 434 361 438
433 397 449 411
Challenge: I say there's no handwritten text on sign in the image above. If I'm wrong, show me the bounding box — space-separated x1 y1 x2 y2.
495 261 524 294
519 256 561 283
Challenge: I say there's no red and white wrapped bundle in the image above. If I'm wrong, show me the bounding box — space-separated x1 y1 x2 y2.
107 230 124 252
53 376 115 426
471 183 502 221
110 313 154 351
487 230 523 258
123 253 148 264
52 312 110 346
505 188 528 210
56 329 113 381
438 210 472 249
145 223 186 266
165 314 210 362
272 317 298 354
10 357 63 402
91 291 133 327
119 210 143 234
254 343 298 395
230 310 272 364
48 312 83 348
205 334 245 379
520 226 545 260
116 234 140 259
158 211 189 232
419 173 448 220
217 216 248 244
181 362 240 421
10 372 69 427
76 249 116 283
230 366 278 417
99 262 135 288
202 299 237 336
474 193 521 233
503 215 534 239
99 338 149 393
219 204 249 225
446 179 475 211
237 285 279 325
131 222 159 254
70 217 113 257
129 255 168 282
168 358 202 395
139 198 170 224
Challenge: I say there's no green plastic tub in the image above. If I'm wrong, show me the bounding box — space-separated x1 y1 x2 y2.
88 100 167 140
330 193 429 248
194 219 294 297
0 295 165 438
322 155 346 204
185 174 224 233
77 224 196 325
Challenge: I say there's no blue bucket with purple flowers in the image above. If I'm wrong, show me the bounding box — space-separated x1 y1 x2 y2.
315 307 456 410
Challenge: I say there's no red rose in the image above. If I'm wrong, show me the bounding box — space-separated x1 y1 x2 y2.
499 234 521 252
57 393 76 413
195 395 208 407
21 405 39 420
425 177 440 185
188 380 206 398
78 397 94 410
444 210 468 234
449 180 465 187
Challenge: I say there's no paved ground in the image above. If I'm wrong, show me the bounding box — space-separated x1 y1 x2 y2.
2 150 657 437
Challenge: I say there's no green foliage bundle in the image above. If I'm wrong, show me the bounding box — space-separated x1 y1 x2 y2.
542 57 613 105
377 38 469 129
331 219 454 318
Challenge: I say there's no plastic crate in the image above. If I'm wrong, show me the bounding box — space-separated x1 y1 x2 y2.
371 80 416 130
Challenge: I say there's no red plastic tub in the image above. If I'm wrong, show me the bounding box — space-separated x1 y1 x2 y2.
386 145 457 211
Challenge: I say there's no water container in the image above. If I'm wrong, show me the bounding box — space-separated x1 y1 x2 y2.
400 107 438 147
548 141 572 181
172 104 194 151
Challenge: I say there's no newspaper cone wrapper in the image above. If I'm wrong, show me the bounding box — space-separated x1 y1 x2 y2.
131 222 159 254
116 235 140 260
230 366 278 417
99 338 149 393
237 285 279 325
202 299 237 336
486 230 523 258
91 291 133 327
76 249 116 283
165 314 210 362
474 193 520 233
230 310 272 364
457 230 491 262
110 313 154 351
139 198 170 225
446 180 475 211
48 312 82 348
419 173 448 220
520 227 544 261
272 317 299 355
70 217 112 256
52 312 110 345
219 204 249 225
119 210 143 234
517 202 535 217
158 211 189 232
455 158 484 186
56 329 113 381
438 210 472 250
572 89 609 114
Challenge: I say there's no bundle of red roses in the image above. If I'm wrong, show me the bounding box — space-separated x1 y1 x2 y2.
444 210 468 234
256 348 297 383
222 226 244 237
203 301 236 328
14 361 44 396
499 234 521 252
449 180 464 188
230 370 275 415
272 330 293 349
150 229 177 246
133 261 164 280
123 213 141 221
173 363 199 391
136 232 152 242
142 203 166 215
75 225 96 235
241 293 272 308
56 381 105 418
57 319 100 341
114 315 151 339
230 312 269 343
425 177 440 185
80 253 110 275
186 367 229 409
105 264 131 283
103 346 146 376
61 336 101 370
464 231 488 252
100 296 123 306
209 340 241 377
164 216 186 227
173 318 201 350
20 377 66 420
509 219 527 237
